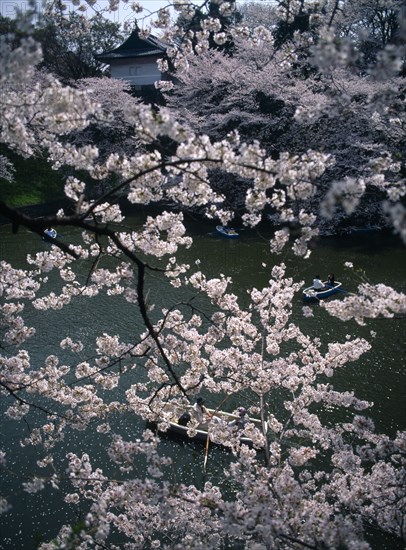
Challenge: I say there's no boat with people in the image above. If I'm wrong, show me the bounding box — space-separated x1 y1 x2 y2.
216 225 239 238
43 227 57 239
303 281 343 301
153 403 266 448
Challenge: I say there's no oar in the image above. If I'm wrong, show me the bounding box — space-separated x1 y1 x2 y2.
325 284 356 296
203 429 211 473
334 288 356 296
203 394 232 473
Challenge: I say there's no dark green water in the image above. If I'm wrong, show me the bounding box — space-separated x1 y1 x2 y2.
0 216 405 549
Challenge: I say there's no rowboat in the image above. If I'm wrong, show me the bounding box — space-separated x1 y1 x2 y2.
216 225 239 238
153 404 266 448
43 228 57 239
303 281 342 302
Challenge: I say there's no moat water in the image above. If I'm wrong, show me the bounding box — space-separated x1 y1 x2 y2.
1 215 405 549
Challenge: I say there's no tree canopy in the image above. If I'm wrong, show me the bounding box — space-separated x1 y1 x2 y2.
36 8 125 81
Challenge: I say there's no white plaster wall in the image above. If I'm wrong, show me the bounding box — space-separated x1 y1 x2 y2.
110 57 162 86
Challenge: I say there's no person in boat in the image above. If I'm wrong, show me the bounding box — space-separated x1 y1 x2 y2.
44 227 57 238
312 275 324 290
177 411 191 426
192 397 211 423
228 407 248 429
327 273 335 286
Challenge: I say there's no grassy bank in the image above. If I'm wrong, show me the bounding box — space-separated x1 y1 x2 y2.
0 147 65 207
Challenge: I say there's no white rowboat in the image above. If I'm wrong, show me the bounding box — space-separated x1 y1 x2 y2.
153 404 266 448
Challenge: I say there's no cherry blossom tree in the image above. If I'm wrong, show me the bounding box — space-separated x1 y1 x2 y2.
238 1 279 30
0 155 14 182
164 18 405 236
0 1 405 549
71 77 144 159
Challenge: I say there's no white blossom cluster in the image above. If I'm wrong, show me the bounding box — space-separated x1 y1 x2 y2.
322 282 406 325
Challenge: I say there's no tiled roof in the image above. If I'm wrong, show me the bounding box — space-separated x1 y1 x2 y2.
96 30 167 61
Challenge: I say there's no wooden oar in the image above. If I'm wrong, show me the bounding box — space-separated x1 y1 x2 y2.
325 284 356 296
333 288 356 296
203 428 211 473
203 394 232 473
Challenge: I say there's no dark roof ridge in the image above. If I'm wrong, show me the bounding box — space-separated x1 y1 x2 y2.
97 28 167 60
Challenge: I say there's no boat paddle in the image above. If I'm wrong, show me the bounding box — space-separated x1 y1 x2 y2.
325 285 356 296
203 394 232 474
325 284 356 296
203 430 210 474
331 287 356 296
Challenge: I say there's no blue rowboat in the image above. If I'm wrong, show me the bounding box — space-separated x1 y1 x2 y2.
43 228 57 239
216 225 239 238
303 281 342 302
